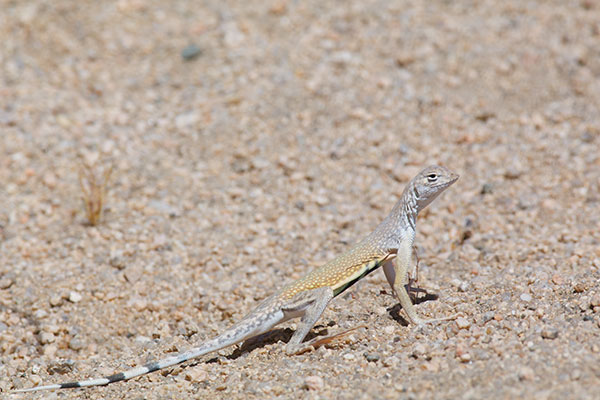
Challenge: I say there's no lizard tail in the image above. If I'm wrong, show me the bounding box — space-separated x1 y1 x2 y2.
13 299 286 392
12 332 243 392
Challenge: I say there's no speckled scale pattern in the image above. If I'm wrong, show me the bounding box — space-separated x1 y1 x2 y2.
279 237 390 299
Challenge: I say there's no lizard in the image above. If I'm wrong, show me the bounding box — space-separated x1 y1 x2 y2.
13 165 459 392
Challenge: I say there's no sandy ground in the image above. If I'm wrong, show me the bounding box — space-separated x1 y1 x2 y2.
1 0 600 399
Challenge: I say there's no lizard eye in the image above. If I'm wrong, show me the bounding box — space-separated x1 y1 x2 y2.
426 173 438 182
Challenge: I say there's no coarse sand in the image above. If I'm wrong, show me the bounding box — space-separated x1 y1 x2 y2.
1 0 599 399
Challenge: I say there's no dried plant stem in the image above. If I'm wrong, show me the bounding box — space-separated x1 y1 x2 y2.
78 163 112 226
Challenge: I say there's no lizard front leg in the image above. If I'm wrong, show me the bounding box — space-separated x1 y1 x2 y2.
387 242 456 326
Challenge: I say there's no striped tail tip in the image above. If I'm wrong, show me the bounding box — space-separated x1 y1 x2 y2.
12 377 114 393
12 384 63 393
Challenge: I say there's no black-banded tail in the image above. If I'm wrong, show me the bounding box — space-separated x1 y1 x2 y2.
12 331 246 393
12 305 286 393
13 346 213 393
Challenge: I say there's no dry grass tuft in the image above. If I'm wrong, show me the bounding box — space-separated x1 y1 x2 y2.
78 162 113 226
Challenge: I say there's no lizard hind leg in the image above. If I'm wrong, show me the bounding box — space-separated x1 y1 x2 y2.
281 287 334 355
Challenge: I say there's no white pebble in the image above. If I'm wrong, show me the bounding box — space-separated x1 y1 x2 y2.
520 293 532 302
455 317 471 330
69 291 82 303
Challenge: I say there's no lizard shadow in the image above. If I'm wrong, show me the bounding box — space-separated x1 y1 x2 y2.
195 325 333 365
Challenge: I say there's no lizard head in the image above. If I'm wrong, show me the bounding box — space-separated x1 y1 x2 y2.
411 165 459 211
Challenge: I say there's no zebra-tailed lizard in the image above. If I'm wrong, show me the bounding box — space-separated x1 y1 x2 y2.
13 165 459 392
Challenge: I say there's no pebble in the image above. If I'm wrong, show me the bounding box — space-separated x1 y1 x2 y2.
68 291 82 303
44 324 61 334
135 335 152 345
28 375 42 386
374 306 387 316
451 278 470 292
69 337 85 351
0 277 14 289
181 44 202 61
590 294 600 307
175 112 199 129
482 311 495 324
412 343 427 358
541 327 559 340
185 368 208 382
43 344 58 357
364 352 380 362
480 183 493 194
578 297 591 311
39 332 55 344
455 317 471 330
47 360 74 374
303 375 323 391
518 366 535 381
129 298 148 311
504 168 522 180
551 274 564 285
520 293 532 302
455 345 471 363
109 256 126 270
383 326 395 335
382 356 400 368
573 283 586 293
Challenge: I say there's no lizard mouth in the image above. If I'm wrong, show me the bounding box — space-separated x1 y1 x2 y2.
436 175 459 188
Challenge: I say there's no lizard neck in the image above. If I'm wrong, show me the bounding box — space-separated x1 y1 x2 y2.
373 183 417 246
392 183 418 232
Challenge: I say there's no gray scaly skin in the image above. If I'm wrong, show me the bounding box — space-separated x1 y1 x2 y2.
13 165 459 393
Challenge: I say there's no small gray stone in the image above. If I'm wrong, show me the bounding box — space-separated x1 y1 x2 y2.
481 183 493 194
482 311 495 324
181 44 202 61
364 352 380 362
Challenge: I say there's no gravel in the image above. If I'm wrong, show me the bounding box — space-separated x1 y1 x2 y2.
1 0 600 399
